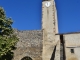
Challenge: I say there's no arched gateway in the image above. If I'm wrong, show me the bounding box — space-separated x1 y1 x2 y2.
21 56 32 60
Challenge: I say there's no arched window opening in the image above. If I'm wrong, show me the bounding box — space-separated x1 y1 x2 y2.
21 56 32 60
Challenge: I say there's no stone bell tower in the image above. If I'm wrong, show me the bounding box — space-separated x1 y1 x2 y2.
42 0 60 60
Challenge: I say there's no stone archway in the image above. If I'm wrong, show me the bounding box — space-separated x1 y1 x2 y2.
21 56 32 60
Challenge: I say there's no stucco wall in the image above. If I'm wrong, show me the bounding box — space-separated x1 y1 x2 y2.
64 33 80 60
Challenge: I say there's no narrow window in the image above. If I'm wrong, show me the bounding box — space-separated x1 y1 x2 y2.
71 49 74 53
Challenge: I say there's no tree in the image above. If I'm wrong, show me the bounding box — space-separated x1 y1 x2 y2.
0 7 18 60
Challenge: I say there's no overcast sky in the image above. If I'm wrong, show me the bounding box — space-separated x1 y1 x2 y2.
0 0 80 33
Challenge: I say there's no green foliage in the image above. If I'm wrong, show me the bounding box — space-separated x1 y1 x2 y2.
0 7 18 60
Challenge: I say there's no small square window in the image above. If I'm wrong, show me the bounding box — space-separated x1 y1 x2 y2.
71 49 74 53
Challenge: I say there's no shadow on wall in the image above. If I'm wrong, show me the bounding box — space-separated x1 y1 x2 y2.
50 46 56 60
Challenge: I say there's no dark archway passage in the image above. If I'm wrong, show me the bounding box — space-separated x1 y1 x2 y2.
21 56 32 60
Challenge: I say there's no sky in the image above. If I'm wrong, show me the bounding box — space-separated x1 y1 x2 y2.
0 0 80 33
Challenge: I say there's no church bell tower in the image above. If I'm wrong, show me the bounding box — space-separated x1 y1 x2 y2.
42 0 60 60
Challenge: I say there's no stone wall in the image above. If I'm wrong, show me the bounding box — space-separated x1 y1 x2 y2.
42 0 60 60
13 29 43 60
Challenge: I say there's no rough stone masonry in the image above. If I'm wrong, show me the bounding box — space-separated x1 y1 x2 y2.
13 0 80 60
13 29 43 60
13 0 60 60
